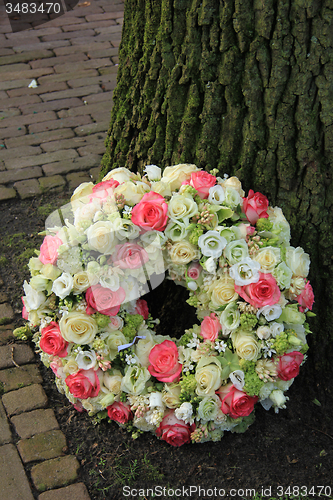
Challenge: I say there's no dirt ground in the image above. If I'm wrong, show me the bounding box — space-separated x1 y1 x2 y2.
1 192 332 500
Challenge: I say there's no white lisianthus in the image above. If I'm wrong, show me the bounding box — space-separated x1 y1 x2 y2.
102 370 123 395
266 206 291 245
51 272 73 299
99 273 120 292
162 383 182 408
76 350 97 370
270 322 284 338
121 365 151 395
229 257 261 286
253 246 281 273
223 187 241 209
165 220 189 242
269 389 288 411
220 302 240 332
273 262 293 289
197 395 221 422
285 246 310 277
41 264 62 281
175 402 194 425
208 185 225 205
144 164 162 181
113 218 140 241
29 275 50 292
224 239 249 265
198 231 227 258
203 256 217 274
256 304 282 321
23 281 46 311
86 220 116 255
229 370 245 390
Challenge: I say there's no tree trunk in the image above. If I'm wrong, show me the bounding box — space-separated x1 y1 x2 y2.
101 0 333 382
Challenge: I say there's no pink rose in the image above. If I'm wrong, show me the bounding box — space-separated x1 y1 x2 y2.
65 368 100 399
148 340 182 383
131 192 168 231
108 315 123 330
107 401 133 424
200 313 221 342
21 297 29 320
277 351 304 381
85 284 126 316
156 411 195 447
39 234 62 265
89 179 119 202
297 281 314 312
187 262 202 280
111 242 149 269
188 171 216 199
40 321 68 357
135 298 149 320
243 189 269 224
216 383 258 419
235 273 280 308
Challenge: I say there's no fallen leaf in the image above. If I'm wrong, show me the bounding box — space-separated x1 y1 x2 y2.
287 455 298 464
78 1 90 6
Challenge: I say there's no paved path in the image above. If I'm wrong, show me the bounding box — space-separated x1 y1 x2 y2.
0 0 124 201
0 1 124 497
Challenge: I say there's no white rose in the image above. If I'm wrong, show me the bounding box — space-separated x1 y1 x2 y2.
103 330 127 360
267 206 291 245
150 180 172 197
195 356 222 397
168 193 198 222
285 246 310 277
175 402 194 424
114 181 149 205
23 281 46 311
102 167 134 183
135 330 164 367
221 176 245 196
253 246 281 273
256 326 271 340
73 271 94 293
231 330 261 361
149 391 164 409
74 201 100 226
63 358 79 375
270 322 284 337
162 383 182 408
51 272 73 299
144 164 161 181
59 311 98 344
229 257 261 286
198 231 227 258
209 276 239 308
86 220 116 254
162 164 199 191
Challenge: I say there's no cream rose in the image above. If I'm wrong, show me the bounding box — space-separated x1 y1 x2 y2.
86 220 116 255
114 181 149 205
73 271 94 293
209 276 239 308
41 264 61 281
168 241 199 265
221 176 245 197
285 246 310 277
59 311 98 344
102 167 134 183
135 330 163 367
103 330 127 360
195 356 222 397
162 383 182 408
231 331 260 361
150 180 172 197
71 182 94 211
102 370 123 395
168 193 198 222
253 246 281 273
63 358 79 376
162 164 199 191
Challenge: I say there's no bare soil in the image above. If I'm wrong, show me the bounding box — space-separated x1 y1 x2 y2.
1 193 332 500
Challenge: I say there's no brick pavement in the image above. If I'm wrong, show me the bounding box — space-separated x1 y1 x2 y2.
0 1 124 497
0 0 124 201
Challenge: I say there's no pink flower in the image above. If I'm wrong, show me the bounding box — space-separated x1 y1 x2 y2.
111 242 149 269
188 171 216 199
21 297 29 320
148 340 182 383
131 192 168 231
107 401 133 424
40 321 68 358
135 298 149 320
85 284 126 316
235 273 280 308
277 351 304 381
89 179 119 202
297 281 314 312
216 383 258 419
200 313 221 342
156 411 195 447
39 234 62 265
65 368 100 399
243 189 269 224
50 358 65 378
187 262 202 280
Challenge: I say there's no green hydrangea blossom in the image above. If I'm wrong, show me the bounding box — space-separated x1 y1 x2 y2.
239 313 257 331
92 338 106 351
93 313 110 328
179 373 197 402
188 224 204 245
239 359 265 396
230 412 256 433
272 330 304 356
256 218 273 232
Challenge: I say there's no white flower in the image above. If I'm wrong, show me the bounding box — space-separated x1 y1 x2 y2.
123 205 132 216
144 164 162 181
229 257 261 286
229 370 245 391
269 389 288 413
204 256 218 274
270 322 284 338
257 304 282 321
208 185 225 205
186 332 200 349
51 273 74 299
256 326 271 340
86 220 116 255
198 231 227 258
23 281 46 311
175 402 194 425
76 350 97 370
125 353 137 365
149 392 164 409
214 340 227 353
285 246 310 277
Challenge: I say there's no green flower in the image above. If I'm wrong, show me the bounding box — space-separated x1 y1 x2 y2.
121 365 151 395
218 349 240 379
224 239 249 265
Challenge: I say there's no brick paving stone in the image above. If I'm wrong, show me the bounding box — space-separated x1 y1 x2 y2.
54 58 113 74
102 80 118 91
0 364 42 393
30 53 89 70
0 400 12 445
66 172 92 189
0 302 14 322
14 179 43 198
0 111 57 130
19 97 84 115
41 136 91 152
0 186 16 200
58 101 106 118
2 384 48 416
97 65 119 75
5 27 62 40
7 81 69 98
43 154 101 176
81 90 114 104
90 111 112 123
38 69 99 85
0 79 35 92
41 16 83 27
5 149 78 169
62 19 116 32
5 128 74 148
0 145 42 160
0 444 35 500
85 11 124 22
40 84 103 102
13 40 71 53
1 166 43 185
0 63 31 73
38 482 91 500
67 73 116 88
11 408 59 439
0 107 21 118
74 120 109 136
0 90 8 99
95 24 123 35
0 329 14 345
0 95 42 108
53 41 111 56
29 115 92 133
0 344 35 369
41 29 96 43
77 142 106 156
0 50 54 66
85 47 119 59
17 429 67 463
31 455 80 492
0 123 26 139
39 175 66 191
0 67 54 84
0 48 15 56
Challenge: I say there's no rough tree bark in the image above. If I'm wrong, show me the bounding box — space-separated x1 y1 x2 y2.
101 0 333 381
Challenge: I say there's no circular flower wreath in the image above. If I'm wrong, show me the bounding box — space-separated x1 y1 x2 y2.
16 164 315 447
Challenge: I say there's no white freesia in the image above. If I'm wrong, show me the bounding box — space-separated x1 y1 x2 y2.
229 257 261 286
23 281 46 311
144 165 162 181
198 230 227 258
51 272 73 299
208 185 225 205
